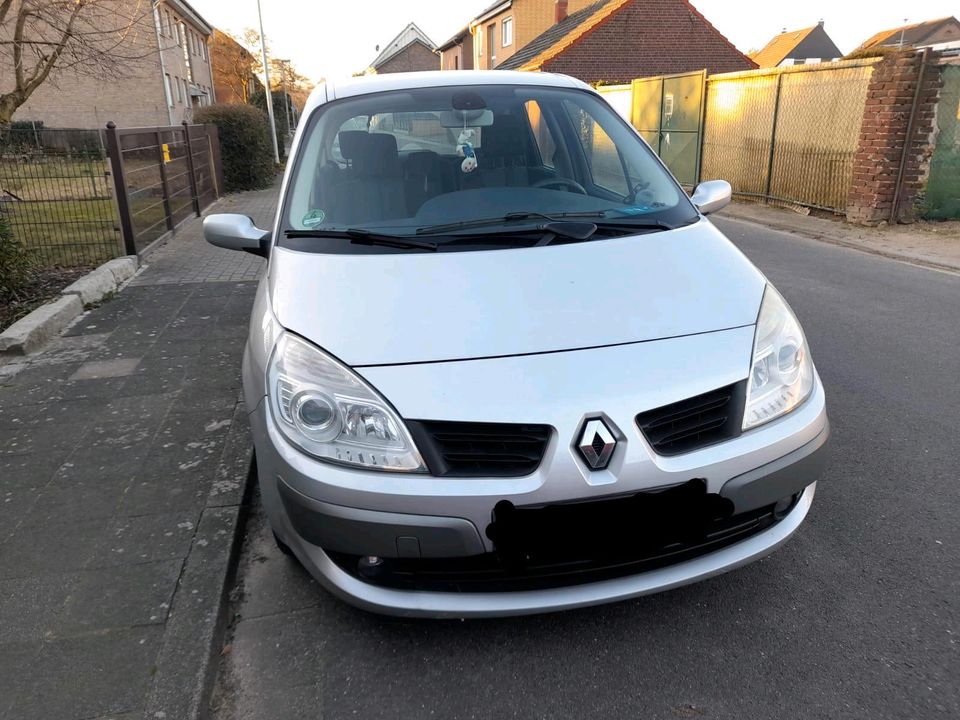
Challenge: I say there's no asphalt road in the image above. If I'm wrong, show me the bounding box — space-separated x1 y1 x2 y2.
211 218 960 720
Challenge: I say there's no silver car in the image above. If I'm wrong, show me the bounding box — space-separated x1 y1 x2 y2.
205 71 828 617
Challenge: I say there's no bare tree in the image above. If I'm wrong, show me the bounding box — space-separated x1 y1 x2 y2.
210 29 259 104
0 0 156 129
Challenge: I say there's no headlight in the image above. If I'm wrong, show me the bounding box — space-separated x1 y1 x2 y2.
743 285 815 430
267 333 426 472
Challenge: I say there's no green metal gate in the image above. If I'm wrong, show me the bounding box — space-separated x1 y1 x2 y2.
631 70 706 187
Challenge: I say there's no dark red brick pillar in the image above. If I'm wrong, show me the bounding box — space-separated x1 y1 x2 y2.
846 50 942 225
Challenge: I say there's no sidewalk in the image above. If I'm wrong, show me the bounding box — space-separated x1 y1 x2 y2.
718 201 960 274
0 187 274 720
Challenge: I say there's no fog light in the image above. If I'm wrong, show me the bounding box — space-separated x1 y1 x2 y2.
358 555 384 579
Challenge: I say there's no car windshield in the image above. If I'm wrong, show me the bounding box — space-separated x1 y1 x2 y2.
281 84 698 250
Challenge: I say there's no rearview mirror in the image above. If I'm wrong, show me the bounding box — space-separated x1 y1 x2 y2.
690 180 732 215
438 109 494 128
203 214 271 257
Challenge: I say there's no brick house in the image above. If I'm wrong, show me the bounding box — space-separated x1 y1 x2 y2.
7 0 215 129
751 21 844 68
365 23 439 74
495 0 755 84
854 16 960 54
210 29 264 105
439 26 474 70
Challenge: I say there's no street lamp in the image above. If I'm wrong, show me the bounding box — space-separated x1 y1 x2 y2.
256 0 280 163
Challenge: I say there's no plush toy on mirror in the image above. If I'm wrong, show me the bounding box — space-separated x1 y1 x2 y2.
457 129 477 173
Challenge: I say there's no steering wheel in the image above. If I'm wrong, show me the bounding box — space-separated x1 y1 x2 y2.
533 177 588 195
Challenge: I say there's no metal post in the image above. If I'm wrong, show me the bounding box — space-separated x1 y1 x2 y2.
284 68 292 139
155 129 174 231
104 122 138 257
764 72 785 202
257 0 280 164
206 124 224 198
891 48 930 223
181 121 200 216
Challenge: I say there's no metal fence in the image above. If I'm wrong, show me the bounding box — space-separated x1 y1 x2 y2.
105 122 223 255
700 59 877 212
0 128 122 267
923 64 960 219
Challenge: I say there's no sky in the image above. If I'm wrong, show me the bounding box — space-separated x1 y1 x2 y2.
189 0 959 82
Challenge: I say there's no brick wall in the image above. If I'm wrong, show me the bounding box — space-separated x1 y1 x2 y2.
376 42 440 74
541 0 754 84
846 50 943 225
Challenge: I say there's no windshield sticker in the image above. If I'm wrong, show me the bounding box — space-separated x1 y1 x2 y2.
302 209 326 227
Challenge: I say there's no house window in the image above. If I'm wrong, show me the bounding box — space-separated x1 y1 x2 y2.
454 54 459 70
477 27 483 56
502 17 513 47
174 75 182 102
163 74 173 107
487 23 496 65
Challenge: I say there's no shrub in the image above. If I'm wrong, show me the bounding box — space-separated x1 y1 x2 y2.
194 104 276 192
249 89 294 161
844 45 908 61
0 212 36 302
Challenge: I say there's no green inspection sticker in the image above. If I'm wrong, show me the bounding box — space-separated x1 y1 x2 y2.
302 209 326 227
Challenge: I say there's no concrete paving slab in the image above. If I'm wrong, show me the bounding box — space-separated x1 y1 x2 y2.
0 517 107 579
92 510 201 568
69 357 141 380
7 626 163 720
0 575 73 642
50 560 182 636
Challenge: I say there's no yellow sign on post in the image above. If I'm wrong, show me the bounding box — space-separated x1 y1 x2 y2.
161 143 171 164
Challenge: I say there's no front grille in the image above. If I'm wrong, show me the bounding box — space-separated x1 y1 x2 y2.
406 420 552 477
328 496 794 593
636 381 747 456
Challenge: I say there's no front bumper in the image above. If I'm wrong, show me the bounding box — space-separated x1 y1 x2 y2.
249 376 828 616
279 481 818 618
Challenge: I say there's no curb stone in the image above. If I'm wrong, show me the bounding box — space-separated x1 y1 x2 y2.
61 266 117 305
144 400 255 720
0 294 83 355
101 255 139 284
0 256 140 356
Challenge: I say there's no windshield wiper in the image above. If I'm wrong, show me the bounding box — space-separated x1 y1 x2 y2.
415 210 607 236
285 228 438 252
592 219 674 232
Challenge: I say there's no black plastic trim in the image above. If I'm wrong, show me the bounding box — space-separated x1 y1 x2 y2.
406 419 552 478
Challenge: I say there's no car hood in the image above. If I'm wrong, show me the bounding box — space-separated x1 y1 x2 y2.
269 219 765 367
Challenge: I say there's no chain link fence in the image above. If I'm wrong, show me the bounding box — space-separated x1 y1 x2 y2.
701 59 877 212
0 127 122 267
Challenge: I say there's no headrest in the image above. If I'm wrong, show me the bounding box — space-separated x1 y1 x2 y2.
338 130 398 159
480 114 528 159
337 131 399 175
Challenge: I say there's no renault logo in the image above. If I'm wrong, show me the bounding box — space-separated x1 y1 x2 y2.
576 418 616 470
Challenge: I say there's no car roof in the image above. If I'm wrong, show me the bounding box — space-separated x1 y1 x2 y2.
303 71 595 115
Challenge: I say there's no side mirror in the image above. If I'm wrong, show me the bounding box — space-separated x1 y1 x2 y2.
690 180 732 216
203 214 271 257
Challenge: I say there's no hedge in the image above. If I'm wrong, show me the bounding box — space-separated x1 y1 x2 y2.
194 104 275 192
